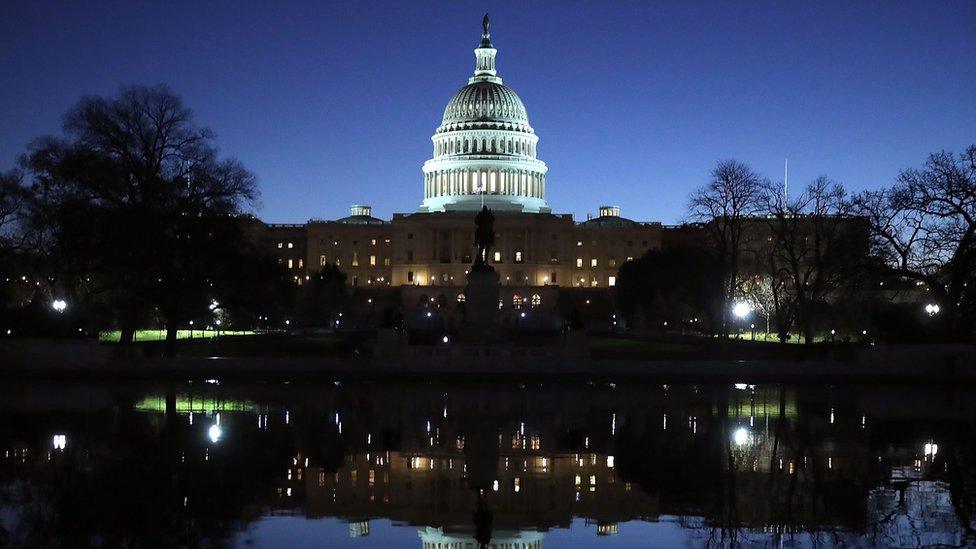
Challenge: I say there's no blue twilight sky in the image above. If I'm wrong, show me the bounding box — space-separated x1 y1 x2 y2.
1 1 974 224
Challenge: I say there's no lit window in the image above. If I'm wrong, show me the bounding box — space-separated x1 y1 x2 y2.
383 258 391 266
320 255 327 266
531 294 541 308
369 255 376 266
494 251 501 263
626 256 633 262
513 293 524 309
277 242 283 249
370 239 377 246
287 259 294 269
576 258 583 268
352 252 359 267
457 293 466 303
591 258 598 267
608 258 616 268
608 276 616 287
287 242 293 249
298 259 304 268
384 238 391 244
576 241 582 247
515 251 523 263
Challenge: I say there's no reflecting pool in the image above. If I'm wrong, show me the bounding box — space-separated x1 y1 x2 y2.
1 380 974 547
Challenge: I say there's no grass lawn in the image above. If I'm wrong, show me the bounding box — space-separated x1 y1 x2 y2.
98 329 255 343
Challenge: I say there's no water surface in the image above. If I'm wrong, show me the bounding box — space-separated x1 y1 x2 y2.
1 379 974 547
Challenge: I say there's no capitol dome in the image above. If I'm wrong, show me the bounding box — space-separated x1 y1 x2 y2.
440 81 531 132
419 15 549 214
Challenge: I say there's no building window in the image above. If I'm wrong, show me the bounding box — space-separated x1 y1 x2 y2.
352 276 358 286
531 294 541 308
277 242 283 249
514 251 523 263
298 259 304 268
608 276 616 287
494 251 501 263
626 256 634 262
457 293 466 303
591 277 599 286
407 250 414 261
384 238 391 244
369 255 376 266
550 271 557 284
513 293 524 309
591 258 598 267
287 242 293 249
383 258 391 266
407 271 414 283
335 258 341 267
576 241 582 247
370 239 377 246
576 258 583 268
352 252 359 267
608 258 617 268
320 255 327 266
287 259 294 269
407 233 414 240
550 252 558 263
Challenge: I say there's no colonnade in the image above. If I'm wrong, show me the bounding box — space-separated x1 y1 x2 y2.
424 168 545 199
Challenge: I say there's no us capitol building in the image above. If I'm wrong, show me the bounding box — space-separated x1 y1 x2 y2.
252 18 688 325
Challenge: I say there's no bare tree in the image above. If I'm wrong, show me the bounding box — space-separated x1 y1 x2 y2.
0 170 27 255
21 85 258 345
761 177 863 343
853 146 976 340
689 160 765 337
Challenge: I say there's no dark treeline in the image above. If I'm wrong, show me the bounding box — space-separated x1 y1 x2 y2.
619 148 976 343
0 85 296 349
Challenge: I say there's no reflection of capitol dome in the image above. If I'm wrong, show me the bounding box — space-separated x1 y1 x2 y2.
418 526 544 549
419 16 549 214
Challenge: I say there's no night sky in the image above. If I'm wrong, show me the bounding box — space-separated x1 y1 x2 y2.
2 1 974 224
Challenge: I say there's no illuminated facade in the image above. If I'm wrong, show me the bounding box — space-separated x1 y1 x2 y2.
256 19 664 304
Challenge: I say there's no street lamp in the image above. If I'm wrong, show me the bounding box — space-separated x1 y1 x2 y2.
732 302 750 319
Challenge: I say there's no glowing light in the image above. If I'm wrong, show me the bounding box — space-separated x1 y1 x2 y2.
732 302 750 319
925 303 940 316
52 434 67 450
51 299 67 313
208 424 222 443
442 335 449 343
733 427 749 446
492 480 499 491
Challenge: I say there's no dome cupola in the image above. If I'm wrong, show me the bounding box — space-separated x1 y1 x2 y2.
419 15 549 214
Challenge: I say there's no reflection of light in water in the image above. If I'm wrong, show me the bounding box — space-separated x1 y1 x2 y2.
52 434 67 450
208 424 222 443
733 427 749 446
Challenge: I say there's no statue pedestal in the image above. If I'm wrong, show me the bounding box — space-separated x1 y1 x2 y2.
460 268 504 342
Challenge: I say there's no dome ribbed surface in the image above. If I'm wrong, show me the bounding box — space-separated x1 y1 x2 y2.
442 81 528 126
